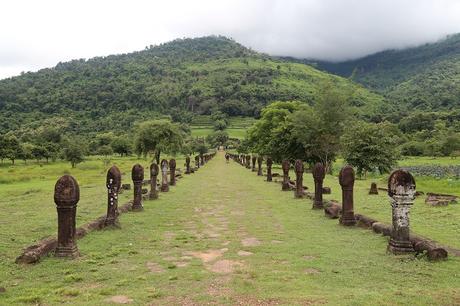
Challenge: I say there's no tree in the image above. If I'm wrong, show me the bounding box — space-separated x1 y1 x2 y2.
4 135 22 164
206 131 229 147
111 136 132 156
98 145 114 157
31 145 48 163
134 119 184 163
19 143 34 164
63 142 85 168
341 121 400 178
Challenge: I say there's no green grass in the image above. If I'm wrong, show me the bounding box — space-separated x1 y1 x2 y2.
1 154 459 305
190 116 252 139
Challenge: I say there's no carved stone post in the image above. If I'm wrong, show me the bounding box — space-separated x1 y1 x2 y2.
369 182 379 195
132 164 144 211
54 175 80 258
160 159 169 192
266 157 273 182
245 155 251 169
105 166 121 226
200 154 204 166
169 158 176 186
282 160 290 191
257 156 263 176
312 162 325 209
185 156 191 174
252 156 257 172
225 153 229 163
339 165 356 226
195 155 200 169
149 163 159 200
387 170 416 254
294 159 304 198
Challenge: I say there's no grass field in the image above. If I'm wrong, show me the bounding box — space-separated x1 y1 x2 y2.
0 153 459 305
190 116 252 139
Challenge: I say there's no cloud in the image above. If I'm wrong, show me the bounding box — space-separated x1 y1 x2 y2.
1 0 460 79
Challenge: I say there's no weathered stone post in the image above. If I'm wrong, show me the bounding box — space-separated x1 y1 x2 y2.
246 155 251 169
149 163 159 200
387 170 416 254
195 155 200 169
257 156 263 176
105 166 121 226
54 175 80 258
282 159 290 191
312 162 325 209
252 156 257 172
369 182 379 195
185 156 191 174
294 159 304 198
339 165 356 226
169 158 176 186
225 153 229 163
160 159 169 192
200 154 204 166
132 164 144 211
266 157 273 182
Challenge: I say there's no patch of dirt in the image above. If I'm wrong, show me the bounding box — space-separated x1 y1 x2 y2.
237 250 253 256
241 237 261 247
174 261 189 268
221 241 231 246
302 255 317 260
207 259 243 274
106 295 133 304
304 268 320 274
187 249 227 263
146 262 165 273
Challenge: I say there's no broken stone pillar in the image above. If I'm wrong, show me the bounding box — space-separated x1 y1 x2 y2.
282 159 290 191
160 159 169 192
169 158 176 186
252 156 257 172
387 169 416 254
339 165 356 226
185 156 191 174
294 159 304 198
257 156 263 176
149 163 159 200
195 155 200 169
54 175 80 258
266 157 273 182
246 155 251 169
105 166 121 226
132 164 144 211
312 162 325 209
369 182 378 195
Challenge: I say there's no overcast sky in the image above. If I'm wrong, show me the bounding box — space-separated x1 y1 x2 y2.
1 0 460 79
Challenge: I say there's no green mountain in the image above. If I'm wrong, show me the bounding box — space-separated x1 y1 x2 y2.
0 36 389 135
309 33 460 111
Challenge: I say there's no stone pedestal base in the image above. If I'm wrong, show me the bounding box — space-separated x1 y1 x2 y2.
131 204 143 211
312 201 323 209
339 215 356 226
161 184 169 192
387 239 414 254
55 245 79 258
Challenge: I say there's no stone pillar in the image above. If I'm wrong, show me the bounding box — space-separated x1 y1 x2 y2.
185 156 191 174
169 158 176 186
339 165 356 226
54 175 80 258
251 156 257 172
149 163 159 200
160 159 169 192
132 164 144 211
281 159 290 191
369 182 378 195
266 157 273 182
387 170 416 254
312 162 325 209
294 159 304 198
105 166 121 226
200 154 204 166
246 155 251 169
257 156 263 176
225 153 229 163
195 155 200 169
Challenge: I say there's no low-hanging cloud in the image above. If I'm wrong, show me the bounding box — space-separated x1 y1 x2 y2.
1 0 460 79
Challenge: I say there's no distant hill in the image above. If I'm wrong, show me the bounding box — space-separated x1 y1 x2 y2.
0 36 388 135
307 33 460 112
